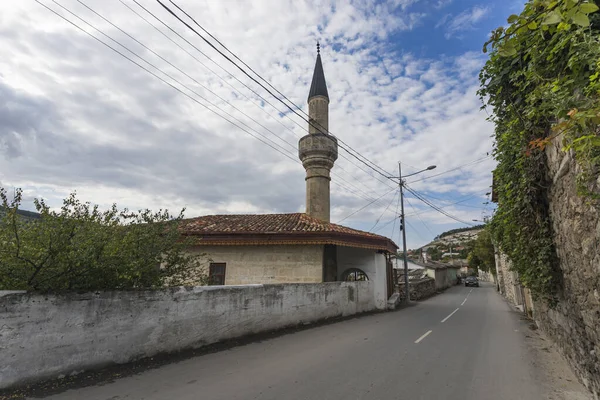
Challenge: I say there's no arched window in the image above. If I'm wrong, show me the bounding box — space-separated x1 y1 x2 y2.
342 268 369 282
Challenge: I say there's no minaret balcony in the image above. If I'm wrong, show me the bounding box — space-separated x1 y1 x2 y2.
298 133 338 169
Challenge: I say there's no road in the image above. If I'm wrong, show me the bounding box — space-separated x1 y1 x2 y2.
40 283 590 400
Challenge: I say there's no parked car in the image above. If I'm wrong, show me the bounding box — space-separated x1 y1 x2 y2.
464 276 479 287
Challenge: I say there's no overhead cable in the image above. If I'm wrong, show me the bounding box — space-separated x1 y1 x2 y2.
37 0 374 202
154 0 397 185
404 185 476 226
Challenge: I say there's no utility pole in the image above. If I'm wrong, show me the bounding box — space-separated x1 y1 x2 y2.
399 162 410 304
388 162 436 304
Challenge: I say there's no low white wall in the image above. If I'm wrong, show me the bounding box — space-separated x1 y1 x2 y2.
336 246 388 310
0 282 375 390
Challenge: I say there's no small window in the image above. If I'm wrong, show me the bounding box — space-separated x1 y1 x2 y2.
342 268 369 282
209 263 226 285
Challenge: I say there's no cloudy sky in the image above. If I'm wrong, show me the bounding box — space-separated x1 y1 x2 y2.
0 0 525 248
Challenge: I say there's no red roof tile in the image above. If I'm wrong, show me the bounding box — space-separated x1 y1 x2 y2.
180 213 398 252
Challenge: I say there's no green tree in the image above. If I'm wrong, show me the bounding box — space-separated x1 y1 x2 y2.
428 246 441 261
467 229 496 274
479 0 600 300
0 188 208 292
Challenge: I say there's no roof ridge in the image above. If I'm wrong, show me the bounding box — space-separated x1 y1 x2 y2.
180 213 397 247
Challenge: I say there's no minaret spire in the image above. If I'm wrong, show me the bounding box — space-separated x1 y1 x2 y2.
308 42 329 102
298 45 338 222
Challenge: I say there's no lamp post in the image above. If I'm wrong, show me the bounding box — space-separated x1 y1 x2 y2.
388 163 436 304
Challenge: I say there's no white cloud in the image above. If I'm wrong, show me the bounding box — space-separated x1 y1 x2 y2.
440 5 490 39
434 0 453 9
0 0 495 249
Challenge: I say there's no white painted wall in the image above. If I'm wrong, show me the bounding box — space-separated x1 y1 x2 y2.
337 246 388 310
0 282 375 390
425 268 452 290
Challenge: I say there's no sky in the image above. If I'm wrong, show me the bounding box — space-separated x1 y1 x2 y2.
0 0 526 249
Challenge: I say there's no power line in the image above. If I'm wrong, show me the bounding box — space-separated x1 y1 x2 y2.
73 0 297 154
373 214 400 234
407 189 475 226
407 156 491 184
404 194 482 217
369 190 398 232
167 0 396 181
336 187 397 224
391 185 402 244
121 0 298 137
36 0 299 165
412 191 486 210
131 0 296 133
125 0 396 193
154 0 397 185
37 0 373 203
404 185 476 226
68 1 387 203
404 219 427 244
405 196 436 238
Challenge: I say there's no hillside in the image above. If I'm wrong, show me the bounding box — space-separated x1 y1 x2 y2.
411 225 485 263
0 207 41 221
436 225 485 240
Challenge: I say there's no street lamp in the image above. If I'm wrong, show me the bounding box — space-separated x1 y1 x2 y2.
388 163 436 304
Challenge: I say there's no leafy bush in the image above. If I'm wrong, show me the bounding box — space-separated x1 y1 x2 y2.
466 228 496 274
0 188 207 292
479 0 600 300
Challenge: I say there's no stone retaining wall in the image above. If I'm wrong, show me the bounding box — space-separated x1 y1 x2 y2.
398 278 437 302
538 136 600 397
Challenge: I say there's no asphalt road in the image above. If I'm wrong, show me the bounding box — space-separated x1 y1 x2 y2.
40 283 590 400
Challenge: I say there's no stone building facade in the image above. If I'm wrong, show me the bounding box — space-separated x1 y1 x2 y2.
180 213 396 310
186 244 324 285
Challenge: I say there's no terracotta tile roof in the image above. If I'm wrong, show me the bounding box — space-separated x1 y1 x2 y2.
180 213 398 252
182 213 376 236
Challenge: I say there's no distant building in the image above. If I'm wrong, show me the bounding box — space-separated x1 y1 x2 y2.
410 260 460 290
441 252 460 258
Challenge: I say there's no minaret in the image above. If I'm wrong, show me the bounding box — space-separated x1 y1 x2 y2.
299 43 338 222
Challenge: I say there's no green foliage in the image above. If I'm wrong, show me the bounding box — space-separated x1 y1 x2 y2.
427 246 442 261
479 0 600 301
458 243 473 259
466 228 496 274
0 188 208 292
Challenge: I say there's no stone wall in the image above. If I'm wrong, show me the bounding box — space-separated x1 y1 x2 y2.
494 246 506 295
493 134 600 397
187 245 324 285
495 251 520 306
536 136 600 397
0 281 376 390
398 278 436 302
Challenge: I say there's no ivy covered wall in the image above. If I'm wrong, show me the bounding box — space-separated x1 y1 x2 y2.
481 1 600 396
